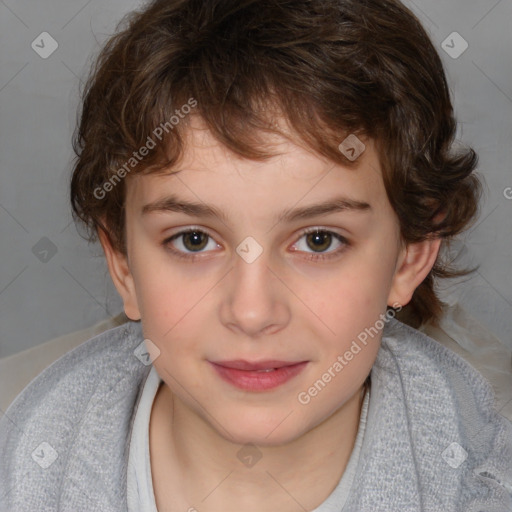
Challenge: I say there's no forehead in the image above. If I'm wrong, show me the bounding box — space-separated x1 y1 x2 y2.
125 118 389 218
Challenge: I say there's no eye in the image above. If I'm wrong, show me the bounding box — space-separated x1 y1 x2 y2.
162 227 350 262
163 228 219 260
291 228 349 261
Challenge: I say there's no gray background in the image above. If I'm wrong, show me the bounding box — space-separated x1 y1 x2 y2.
0 0 511 358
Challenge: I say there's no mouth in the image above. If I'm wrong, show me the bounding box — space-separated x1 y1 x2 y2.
208 359 309 391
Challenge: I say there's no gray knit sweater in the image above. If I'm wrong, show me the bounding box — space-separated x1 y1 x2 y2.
1 318 511 511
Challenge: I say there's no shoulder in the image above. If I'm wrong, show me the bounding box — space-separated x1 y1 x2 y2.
370 318 512 509
2 320 147 424
0 320 151 511
377 317 508 435
382 318 512 419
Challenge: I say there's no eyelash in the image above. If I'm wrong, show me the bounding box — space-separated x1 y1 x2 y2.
162 226 350 262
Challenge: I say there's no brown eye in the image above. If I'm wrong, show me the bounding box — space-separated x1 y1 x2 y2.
181 231 209 252
305 231 333 252
292 228 350 262
163 229 218 259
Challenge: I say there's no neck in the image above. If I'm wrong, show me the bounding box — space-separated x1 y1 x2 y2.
150 383 367 512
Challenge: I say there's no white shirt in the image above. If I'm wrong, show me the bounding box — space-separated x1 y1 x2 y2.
127 366 370 512
127 366 161 512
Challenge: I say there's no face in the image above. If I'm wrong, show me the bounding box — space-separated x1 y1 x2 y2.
102 116 439 446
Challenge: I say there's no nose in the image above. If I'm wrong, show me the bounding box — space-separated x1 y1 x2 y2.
219 247 291 338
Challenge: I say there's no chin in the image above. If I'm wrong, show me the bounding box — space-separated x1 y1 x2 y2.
218 411 307 448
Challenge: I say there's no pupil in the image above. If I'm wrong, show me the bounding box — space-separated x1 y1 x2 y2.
307 231 331 252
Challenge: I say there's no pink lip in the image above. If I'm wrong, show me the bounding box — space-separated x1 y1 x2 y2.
212 359 304 371
209 360 308 391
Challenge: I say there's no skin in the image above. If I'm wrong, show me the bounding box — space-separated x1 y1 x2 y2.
100 116 441 511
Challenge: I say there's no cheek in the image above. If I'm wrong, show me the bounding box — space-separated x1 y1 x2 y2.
132 256 217 363
294 246 397 373
307 250 395 324
138 278 205 342
131 244 207 322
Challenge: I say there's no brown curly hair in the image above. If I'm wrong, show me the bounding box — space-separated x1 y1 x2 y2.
70 0 482 329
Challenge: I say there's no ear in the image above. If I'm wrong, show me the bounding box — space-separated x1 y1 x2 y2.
387 236 442 308
98 229 141 321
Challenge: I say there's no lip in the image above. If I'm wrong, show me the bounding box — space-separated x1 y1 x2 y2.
209 360 308 391
211 359 304 371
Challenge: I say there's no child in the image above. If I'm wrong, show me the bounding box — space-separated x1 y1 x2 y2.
1 0 511 510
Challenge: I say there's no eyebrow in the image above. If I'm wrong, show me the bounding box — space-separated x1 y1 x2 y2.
141 193 371 224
